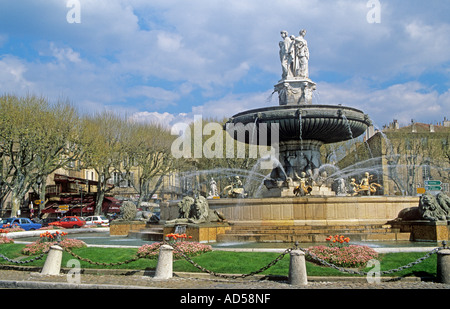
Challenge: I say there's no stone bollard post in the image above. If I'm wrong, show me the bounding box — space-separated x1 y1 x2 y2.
41 245 63 276
154 244 174 280
288 249 308 285
437 249 450 284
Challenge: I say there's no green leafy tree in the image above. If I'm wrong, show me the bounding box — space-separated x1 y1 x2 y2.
78 111 126 215
0 95 80 217
121 121 175 207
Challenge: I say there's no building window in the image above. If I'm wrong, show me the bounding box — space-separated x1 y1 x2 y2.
443 183 449 194
421 137 428 147
405 139 412 150
112 172 134 188
422 162 431 181
442 138 449 151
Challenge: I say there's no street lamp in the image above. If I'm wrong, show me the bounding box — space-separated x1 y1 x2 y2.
80 181 83 218
75 180 83 217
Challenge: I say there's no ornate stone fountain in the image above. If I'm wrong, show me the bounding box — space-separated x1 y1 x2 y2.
225 29 371 197
161 29 423 244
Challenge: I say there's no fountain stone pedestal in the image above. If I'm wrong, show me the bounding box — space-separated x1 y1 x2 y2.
110 220 147 236
163 222 232 243
274 78 316 105
390 220 450 242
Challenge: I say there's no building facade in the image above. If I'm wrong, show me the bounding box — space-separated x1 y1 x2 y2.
337 118 450 196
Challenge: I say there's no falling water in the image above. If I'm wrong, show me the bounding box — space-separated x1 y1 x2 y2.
298 110 304 153
372 122 395 160
298 111 302 141
174 225 187 234
341 114 354 140
266 91 276 105
252 117 258 145
341 114 359 162
312 90 320 104
364 139 374 158
244 154 288 197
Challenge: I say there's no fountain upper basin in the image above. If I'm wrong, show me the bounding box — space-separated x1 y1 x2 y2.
226 104 371 145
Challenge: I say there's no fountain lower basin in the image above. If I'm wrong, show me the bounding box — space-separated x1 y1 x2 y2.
160 196 432 243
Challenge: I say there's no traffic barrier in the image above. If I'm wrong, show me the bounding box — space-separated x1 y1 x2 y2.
154 244 174 279
288 249 308 285
41 245 63 275
437 248 450 284
2 239 448 284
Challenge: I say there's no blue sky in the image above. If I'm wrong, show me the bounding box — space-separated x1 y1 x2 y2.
0 0 449 129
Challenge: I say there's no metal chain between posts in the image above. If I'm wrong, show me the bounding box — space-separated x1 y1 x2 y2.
0 248 49 265
169 241 295 279
167 240 450 279
63 247 141 266
1 239 448 278
298 242 449 276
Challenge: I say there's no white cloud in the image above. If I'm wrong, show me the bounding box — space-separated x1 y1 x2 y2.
0 0 449 128
157 32 183 52
50 42 81 63
317 80 447 127
129 111 189 128
0 55 34 91
191 90 275 119
127 85 180 108
401 21 450 73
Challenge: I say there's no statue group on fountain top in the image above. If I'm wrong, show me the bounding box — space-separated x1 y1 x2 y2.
279 29 309 80
276 29 315 105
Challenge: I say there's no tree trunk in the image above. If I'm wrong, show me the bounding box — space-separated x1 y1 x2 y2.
38 177 48 213
95 188 105 216
10 195 22 218
10 175 30 217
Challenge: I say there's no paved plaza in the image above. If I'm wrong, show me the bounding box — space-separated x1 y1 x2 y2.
0 266 449 290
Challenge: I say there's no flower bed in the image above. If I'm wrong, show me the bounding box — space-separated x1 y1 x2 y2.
137 241 212 260
21 231 87 255
305 235 379 268
38 225 63 230
0 227 25 233
0 236 14 244
306 244 378 268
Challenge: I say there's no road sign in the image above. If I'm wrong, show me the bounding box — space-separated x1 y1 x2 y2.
425 180 442 186
58 205 69 211
417 187 426 194
426 185 442 191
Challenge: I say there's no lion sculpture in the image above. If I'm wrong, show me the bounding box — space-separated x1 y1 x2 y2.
119 201 137 221
167 195 225 224
418 192 450 221
396 192 450 222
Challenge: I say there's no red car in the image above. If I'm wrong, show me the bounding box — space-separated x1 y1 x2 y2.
48 216 86 229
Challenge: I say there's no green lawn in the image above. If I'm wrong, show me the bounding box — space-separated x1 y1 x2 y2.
0 244 439 278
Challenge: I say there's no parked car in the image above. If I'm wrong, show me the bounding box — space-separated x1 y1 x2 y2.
36 217 60 227
1 217 42 231
48 216 86 229
0 218 13 228
84 215 109 226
